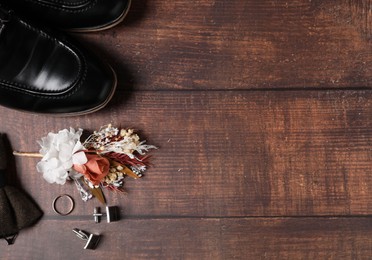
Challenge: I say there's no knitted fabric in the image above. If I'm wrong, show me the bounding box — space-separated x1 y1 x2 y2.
0 186 42 238
0 133 42 242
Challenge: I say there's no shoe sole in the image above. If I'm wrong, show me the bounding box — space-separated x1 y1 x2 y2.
67 0 132 33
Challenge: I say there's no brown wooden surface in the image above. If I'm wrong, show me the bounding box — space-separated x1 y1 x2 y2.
2 218 372 260
82 0 372 90
1 0 372 259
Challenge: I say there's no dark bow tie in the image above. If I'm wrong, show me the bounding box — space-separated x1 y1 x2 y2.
0 133 42 245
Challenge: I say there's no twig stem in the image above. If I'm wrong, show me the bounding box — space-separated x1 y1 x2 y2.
13 151 42 158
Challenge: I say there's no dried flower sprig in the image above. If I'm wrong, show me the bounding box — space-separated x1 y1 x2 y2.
14 124 157 203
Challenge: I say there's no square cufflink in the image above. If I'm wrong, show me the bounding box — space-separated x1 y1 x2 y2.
93 206 120 223
72 228 101 250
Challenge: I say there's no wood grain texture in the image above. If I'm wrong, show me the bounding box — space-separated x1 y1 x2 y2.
1 91 371 217
77 0 372 90
1 0 372 258
1 218 372 260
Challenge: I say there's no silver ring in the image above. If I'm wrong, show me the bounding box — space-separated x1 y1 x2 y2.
52 194 75 216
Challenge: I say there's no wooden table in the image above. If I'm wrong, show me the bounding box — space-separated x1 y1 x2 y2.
1 0 372 259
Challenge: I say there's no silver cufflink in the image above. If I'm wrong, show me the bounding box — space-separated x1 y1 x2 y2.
72 228 101 250
93 206 120 223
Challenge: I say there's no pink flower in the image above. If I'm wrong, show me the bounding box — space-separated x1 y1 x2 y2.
73 153 110 185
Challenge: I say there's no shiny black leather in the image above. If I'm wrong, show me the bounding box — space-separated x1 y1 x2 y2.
1 0 131 31
0 8 116 115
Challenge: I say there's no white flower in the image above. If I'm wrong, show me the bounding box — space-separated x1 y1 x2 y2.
36 128 86 185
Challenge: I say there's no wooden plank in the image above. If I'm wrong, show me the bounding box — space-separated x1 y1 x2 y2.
0 90 371 217
78 0 372 90
1 217 372 259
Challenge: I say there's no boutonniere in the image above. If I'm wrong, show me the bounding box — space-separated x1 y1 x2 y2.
15 124 157 204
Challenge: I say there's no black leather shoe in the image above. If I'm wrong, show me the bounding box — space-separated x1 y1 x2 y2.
1 0 131 32
0 7 117 115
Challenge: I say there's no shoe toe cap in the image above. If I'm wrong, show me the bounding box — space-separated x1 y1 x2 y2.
33 58 117 115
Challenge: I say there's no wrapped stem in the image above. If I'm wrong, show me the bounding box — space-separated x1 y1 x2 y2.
13 151 42 158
